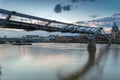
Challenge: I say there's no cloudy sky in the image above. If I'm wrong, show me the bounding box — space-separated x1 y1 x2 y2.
0 0 120 22
0 0 120 37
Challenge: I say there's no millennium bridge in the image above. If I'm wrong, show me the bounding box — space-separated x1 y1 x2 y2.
0 8 111 44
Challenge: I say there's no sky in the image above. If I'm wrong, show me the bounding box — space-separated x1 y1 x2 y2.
0 0 120 22
0 0 120 37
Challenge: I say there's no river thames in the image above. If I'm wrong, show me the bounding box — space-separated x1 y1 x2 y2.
0 43 120 80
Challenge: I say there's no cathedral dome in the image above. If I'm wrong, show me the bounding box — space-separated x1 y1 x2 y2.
111 22 119 33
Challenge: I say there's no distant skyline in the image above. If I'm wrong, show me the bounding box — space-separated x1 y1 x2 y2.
0 0 120 23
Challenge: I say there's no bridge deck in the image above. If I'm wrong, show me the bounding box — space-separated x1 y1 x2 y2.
0 8 105 36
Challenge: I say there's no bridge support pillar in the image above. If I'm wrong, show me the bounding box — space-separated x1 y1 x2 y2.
87 37 96 51
87 36 96 65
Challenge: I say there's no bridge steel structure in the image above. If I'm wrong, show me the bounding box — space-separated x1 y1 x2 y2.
0 8 110 41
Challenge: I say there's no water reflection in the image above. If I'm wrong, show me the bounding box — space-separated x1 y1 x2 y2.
111 44 120 63
57 44 96 80
0 43 120 80
0 44 88 80
57 44 111 80
0 66 2 80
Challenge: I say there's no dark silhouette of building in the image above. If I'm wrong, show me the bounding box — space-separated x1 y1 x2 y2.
111 22 120 41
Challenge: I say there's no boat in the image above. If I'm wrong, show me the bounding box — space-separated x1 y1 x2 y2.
12 42 32 45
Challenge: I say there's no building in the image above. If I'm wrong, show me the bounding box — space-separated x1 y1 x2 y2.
111 22 120 41
25 35 40 39
43 35 56 42
23 35 44 42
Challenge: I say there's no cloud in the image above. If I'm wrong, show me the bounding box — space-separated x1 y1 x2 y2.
71 0 96 3
63 5 71 11
54 4 62 13
71 0 80 3
112 13 120 17
90 15 100 18
54 4 72 13
54 0 96 13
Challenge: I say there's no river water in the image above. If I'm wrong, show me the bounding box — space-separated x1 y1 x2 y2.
0 43 120 80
